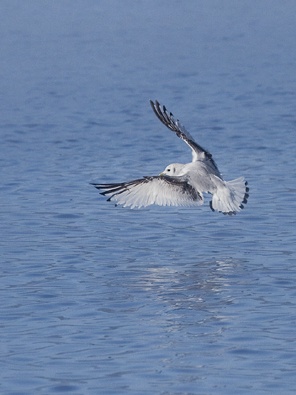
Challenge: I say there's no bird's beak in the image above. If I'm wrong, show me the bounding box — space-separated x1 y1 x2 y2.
159 172 165 176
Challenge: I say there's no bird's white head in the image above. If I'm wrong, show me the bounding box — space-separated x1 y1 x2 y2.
160 163 185 177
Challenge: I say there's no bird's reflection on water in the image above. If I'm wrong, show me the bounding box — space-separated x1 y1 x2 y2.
131 258 249 328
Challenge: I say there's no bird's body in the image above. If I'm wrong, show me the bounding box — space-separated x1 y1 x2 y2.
92 100 249 215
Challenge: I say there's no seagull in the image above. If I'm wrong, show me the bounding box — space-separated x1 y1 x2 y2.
92 100 249 215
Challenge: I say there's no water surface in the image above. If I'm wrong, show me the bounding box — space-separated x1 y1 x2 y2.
1 1 296 394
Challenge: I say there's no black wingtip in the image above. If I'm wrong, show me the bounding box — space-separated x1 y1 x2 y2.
150 99 160 107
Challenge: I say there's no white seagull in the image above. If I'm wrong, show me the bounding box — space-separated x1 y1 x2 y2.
92 100 249 215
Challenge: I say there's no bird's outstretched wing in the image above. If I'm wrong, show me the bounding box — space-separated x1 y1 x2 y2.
150 100 219 172
92 175 203 209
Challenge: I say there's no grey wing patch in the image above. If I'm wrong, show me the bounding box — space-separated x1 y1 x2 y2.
91 175 203 209
150 100 215 165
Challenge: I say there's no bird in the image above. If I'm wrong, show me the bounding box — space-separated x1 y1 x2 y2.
92 100 249 215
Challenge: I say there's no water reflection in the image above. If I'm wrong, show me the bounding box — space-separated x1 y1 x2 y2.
129 257 249 333
139 258 242 293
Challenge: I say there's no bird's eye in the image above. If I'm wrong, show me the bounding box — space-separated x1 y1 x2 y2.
167 168 170 172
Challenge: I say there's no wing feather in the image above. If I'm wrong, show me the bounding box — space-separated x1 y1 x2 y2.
150 100 208 159
92 176 203 209
150 100 220 174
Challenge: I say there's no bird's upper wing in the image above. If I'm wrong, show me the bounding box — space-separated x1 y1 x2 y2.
150 100 219 171
92 175 203 209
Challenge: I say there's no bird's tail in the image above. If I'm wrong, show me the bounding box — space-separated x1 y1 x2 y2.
210 176 249 215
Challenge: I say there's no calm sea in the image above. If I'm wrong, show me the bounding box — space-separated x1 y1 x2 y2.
1 1 296 394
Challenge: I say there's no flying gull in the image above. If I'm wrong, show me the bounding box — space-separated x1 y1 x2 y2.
92 100 249 215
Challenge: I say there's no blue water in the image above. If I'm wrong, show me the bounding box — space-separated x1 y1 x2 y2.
1 1 296 394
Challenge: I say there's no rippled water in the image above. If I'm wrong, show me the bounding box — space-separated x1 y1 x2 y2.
1 1 296 394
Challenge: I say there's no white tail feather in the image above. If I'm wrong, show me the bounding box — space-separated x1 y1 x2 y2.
210 177 249 215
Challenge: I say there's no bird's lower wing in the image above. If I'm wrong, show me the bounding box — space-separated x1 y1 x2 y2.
92 175 203 209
